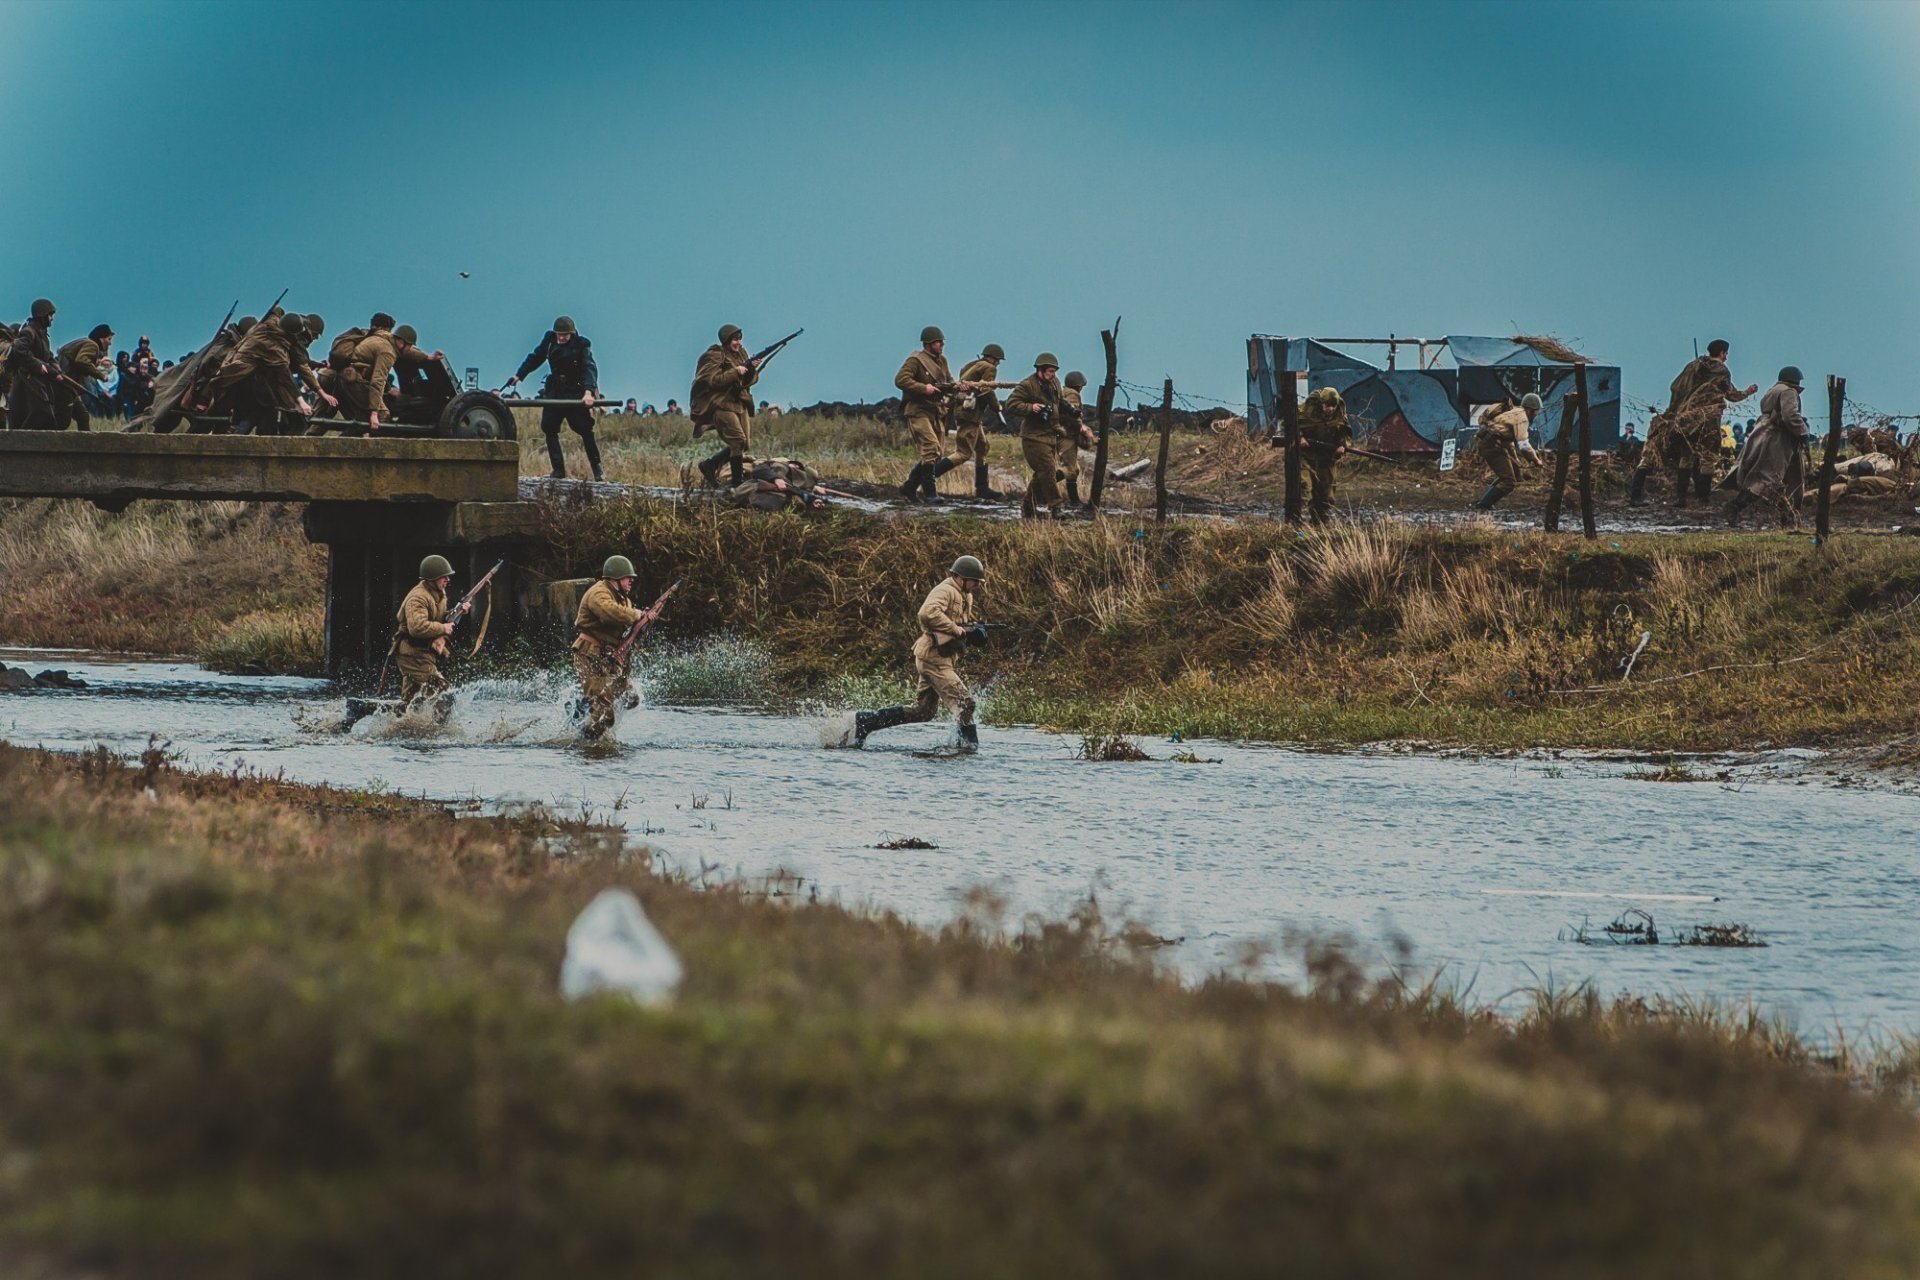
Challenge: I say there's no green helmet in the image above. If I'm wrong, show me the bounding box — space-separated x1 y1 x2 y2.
1308 385 1340 404
950 555 986 581
1778 366 1803 387
982 343 1005 361
920 325 944 345
304 314 325 340
30 298 55 321
419 554 455 580
279 312 308 336
719 323 742 343
235 315 257 334
1034 352 1059 370
602 555 635 579
554 315 577 334
1064 370 1087 389
1520 393 1543 412
394 324 418 346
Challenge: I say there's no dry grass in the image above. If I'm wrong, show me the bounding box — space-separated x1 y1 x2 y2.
3 742 1920 1277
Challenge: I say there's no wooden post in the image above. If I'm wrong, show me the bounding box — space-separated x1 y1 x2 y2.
1088 317 1121 512
1543 395 1578 532
1155 377 1173 525
1816 374 1845 541
1282 372 1303 525
1574 362 1597 540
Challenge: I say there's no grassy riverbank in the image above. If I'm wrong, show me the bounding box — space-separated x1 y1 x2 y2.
0 741 1916 1278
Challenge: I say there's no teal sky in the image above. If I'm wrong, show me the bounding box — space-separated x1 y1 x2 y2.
3 0 1915 421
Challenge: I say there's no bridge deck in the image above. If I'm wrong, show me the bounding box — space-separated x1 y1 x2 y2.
0 432 520 504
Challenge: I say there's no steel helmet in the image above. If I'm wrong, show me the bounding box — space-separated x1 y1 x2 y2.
554 315 577 334
1520 393 1543 412
419 554 455 580
1065 370 1087 389
602 555 636 579
279 312 308 336
1309 385 1340 403
394 324 418 346
304 314 325 340
950 555 986 580
920 325 944 345
1034 352 1059 370
235 315 258 334
30 298 55 321
1778 366 1803 387
719 323 743 343
981 343 1005 361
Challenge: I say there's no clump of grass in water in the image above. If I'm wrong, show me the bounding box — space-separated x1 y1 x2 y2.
640 635 775 705
1074 733 1151 761
198 607 325 675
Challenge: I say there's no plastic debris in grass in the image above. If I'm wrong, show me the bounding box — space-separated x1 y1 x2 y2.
560 888 683 1007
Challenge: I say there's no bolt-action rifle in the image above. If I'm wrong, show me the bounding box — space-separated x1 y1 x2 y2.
604 579 682 672
443 559 506 652
747 328 803 373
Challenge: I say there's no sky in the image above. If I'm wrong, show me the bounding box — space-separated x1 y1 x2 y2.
3 0 1917 421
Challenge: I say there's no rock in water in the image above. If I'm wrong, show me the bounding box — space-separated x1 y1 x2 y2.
0 666 30 691
32 669 87 689
560 888 683 1006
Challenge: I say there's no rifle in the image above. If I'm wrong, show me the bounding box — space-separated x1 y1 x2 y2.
604 579 682 671
444 558 505 643
1301 440 1400 464
747 328 803 373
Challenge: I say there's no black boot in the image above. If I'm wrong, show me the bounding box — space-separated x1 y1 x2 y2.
1694 471 1712 502
1472 482 1501 510
1066 478 1083 508
1628 468 1649 506
957 723 979 749
1670 470 1690 507
729 455 746 486
925 457 958 501
545 433 567 480
900 462 930 499
974 460 1001 499
853 706 910 746
698 447 729 487
1726 491 1756 526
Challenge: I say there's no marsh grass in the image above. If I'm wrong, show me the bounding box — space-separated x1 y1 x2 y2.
2 743 1920 1277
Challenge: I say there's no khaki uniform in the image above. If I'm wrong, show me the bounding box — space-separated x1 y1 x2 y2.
1729 381 1809 523
953 356 1002 463
393 580 454 708
337 330 398 432
1057 385 1086 488
1475 403 1532 500
692 343 758 460
1297 389 1352 522
905 577 976 727
1005 373 1067 518
725 457 823 512
571 578 643 739
54 337 109 431
207 322 322 433
4 319 58 431
895 348 954 464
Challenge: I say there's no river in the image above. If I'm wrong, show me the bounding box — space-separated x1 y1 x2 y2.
3 648 1916 1042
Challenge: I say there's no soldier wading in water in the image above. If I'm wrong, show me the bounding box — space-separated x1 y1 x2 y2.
850 555 989 749
392 555 471 719
571 555 646 740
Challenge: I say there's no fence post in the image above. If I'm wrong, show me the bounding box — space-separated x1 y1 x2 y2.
1155 378 1173 524
1575 362 1597 540
1088 317 1121 513
1816 374 1845 541
1282 372 1303 525
1543 395 1578 532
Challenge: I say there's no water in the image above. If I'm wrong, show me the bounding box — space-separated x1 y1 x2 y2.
3 648 1917 1041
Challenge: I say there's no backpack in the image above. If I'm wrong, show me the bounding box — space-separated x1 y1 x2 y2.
328 327 369 372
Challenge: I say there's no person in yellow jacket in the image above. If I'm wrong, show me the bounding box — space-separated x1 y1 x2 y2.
393 554 470 715
850 555 987 749
571 554 645 740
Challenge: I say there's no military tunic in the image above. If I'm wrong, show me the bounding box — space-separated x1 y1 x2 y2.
1004 373 1067 518
54 337 109 431
953 356 1003 464
692 343 758 460
571 578 643 739
1729 381 1809 521
1057 385 1088 488
4 319 58 431
1297 388 1352 523
394 580 454 708
207 322 322 434
338 331 398 432
894 348 953 465
902 576 976 728
1475 403 1532 500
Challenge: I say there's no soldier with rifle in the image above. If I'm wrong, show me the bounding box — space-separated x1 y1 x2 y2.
1059 370 1092 508
392 554 474 718
1297 384 1352 524
1005 353 1083 520
1470 393 1543 510
571 557 680 741
850 554 989 749
5 299 61 431
954 343 1009 498
51 323 114 431
693 323 760 487
895 325 967 501
505 315 603 481
136 304 248 434
206 311 336 434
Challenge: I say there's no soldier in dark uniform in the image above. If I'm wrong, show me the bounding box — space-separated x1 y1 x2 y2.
5 299 61 431
505 315 603 480
54 323 114 431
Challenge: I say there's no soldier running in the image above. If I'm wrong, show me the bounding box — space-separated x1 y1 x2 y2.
851 555 988 749
1726 367 1810 527
393 554 471 718
505 316 604 481
896 325 970 501
692 324 759 488
53 324 113 431
1631 340 1757 506
206 311 335 434
5 299 61 431
571 555 646 741
1298 384 1352 524
1060 370 1091 508
1470 393 1542 510
955 343 1008 498
1005 353 1083 520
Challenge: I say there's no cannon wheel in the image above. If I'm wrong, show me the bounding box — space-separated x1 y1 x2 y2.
437 391 517 441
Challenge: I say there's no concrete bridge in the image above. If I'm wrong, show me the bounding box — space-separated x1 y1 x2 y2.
0 432 544 677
